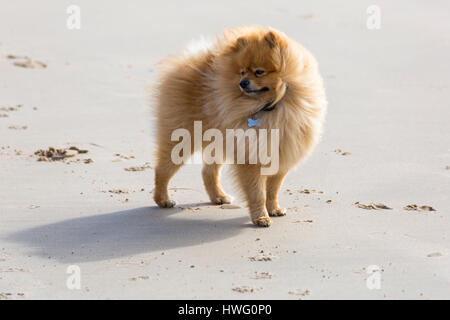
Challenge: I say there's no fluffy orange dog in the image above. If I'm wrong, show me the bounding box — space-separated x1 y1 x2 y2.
153 26 327 227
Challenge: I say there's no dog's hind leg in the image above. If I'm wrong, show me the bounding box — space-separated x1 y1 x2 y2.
153 146 183 208
202 163 231 205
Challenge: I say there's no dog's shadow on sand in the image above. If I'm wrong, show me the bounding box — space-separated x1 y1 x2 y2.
6 204 248 263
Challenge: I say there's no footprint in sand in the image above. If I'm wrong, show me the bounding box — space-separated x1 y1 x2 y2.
354 202 392 210
403 204 436 212
7 55 47 69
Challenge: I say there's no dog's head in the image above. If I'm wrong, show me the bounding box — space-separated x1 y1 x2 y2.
222 28 288 112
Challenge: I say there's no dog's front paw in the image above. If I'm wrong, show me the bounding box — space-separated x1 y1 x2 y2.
212 195 232 205
268 207 287 217
155 198 177 208
253 216 272 227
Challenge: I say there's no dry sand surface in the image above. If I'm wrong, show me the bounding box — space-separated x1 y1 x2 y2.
0 1 449 299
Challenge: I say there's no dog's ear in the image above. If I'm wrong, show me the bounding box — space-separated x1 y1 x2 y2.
234 37 248 50
264 31 279 49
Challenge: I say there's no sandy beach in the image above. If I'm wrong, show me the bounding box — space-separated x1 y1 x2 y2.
0 1 449 299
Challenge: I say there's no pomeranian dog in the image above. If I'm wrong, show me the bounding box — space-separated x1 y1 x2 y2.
153 26 326 227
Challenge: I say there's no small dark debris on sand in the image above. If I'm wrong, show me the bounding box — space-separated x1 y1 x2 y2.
252 272 272 280
108 189 129 194
293 219 313 223
354 202 392 210
426 252 443 258
35 147 72 161
249 252 275 262
334 149 351 156
69 146 88 154
124 162 152 171
113 153 135 161
0 104 23 112
288 289 310 297
7 55 47 69
34 146 89 162
0 292 25 300
8 125 27 130
297 188 324 194
0 104 23 118
403 204 436 212
232 286 261 294
66 158 94 164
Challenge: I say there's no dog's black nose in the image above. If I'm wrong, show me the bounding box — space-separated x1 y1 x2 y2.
240 79 250 89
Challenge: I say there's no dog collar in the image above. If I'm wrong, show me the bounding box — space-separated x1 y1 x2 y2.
250 100 276 117
248 101 275 127
261 101 277 112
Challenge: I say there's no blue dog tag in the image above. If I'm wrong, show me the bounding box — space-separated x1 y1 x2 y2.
248 118 259 127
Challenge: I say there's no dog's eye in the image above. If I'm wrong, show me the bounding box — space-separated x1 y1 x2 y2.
240 71 245 76
254 69 265 76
